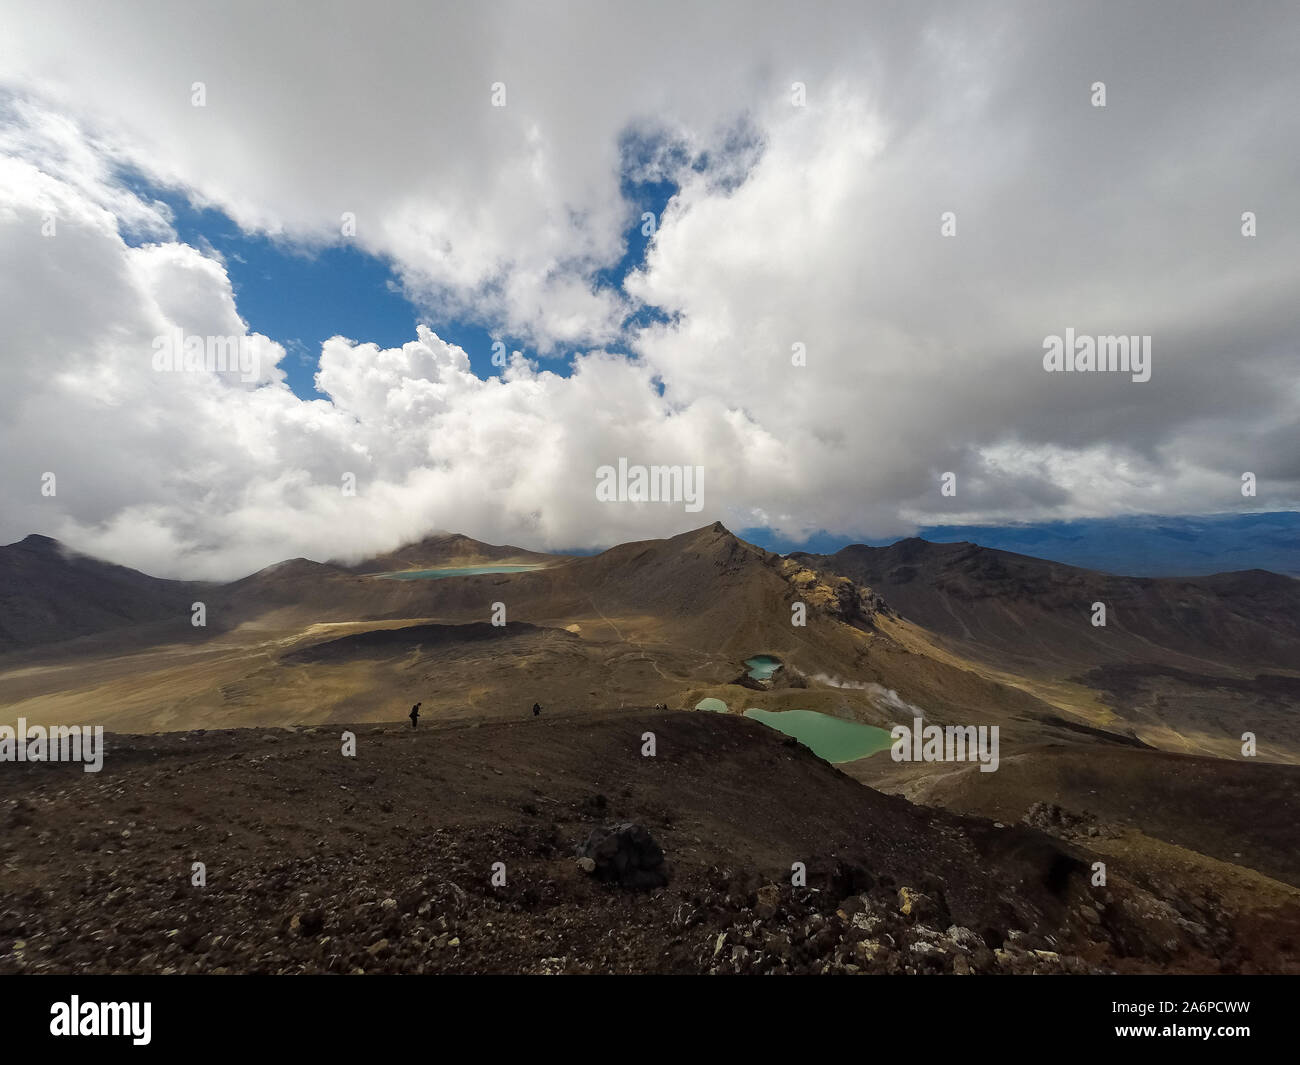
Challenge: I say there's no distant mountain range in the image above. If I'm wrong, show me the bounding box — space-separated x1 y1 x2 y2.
747 512 1300 578
0 534 206 652
2 523 1297 767
791 537 1300 676
339 533 557 574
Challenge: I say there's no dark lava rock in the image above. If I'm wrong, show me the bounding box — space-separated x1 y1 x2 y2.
290 909 325 936
831 859 874 897
576 823 669 890
1022 800 1120 841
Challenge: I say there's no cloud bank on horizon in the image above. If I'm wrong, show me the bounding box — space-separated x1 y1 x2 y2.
1 0 1297 579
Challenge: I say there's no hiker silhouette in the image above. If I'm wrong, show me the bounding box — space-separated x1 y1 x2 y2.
532 702 541 717
409 702 421 729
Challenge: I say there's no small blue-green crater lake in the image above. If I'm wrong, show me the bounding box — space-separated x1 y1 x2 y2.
694 698 730 713
743 709 893 763
377 565 542 581
744 655 782 681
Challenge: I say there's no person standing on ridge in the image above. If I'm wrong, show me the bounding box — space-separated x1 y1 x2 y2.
409 702 421 729
532 702 541 717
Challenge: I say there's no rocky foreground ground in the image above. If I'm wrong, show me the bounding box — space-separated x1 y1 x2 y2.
1 709 1295 974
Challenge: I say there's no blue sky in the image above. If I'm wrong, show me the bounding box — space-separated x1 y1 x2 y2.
117 165 678 399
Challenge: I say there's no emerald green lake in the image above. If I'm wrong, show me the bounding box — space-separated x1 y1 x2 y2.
694 698 730 713
744 655 782 681
743 709 893 762
377 564 542 581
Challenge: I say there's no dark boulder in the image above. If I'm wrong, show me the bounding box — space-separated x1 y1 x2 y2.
576 823 669 890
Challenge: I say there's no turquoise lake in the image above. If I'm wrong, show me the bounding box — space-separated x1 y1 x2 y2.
744 655 782 681
742 708 893 763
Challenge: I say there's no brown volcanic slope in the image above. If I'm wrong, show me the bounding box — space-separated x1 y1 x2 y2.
795 539 1300 761
793 539 1300 673
2 523 1294 766
0 524 1065 743
0 525 1188 754
3 528 1298 976
0 534 209 653
198 522 806 658
218 523 1088 741
2 710 1296 975
0 532 566 658
343 533 560 574
857 743 1300 890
